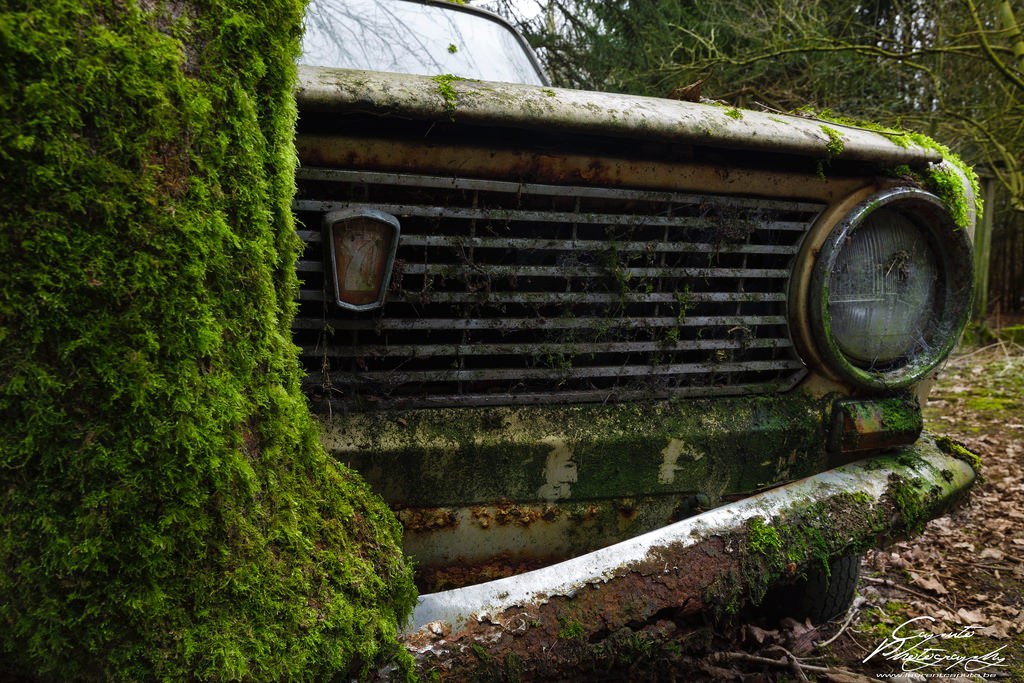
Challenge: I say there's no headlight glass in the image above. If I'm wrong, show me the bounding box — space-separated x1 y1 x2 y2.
828 208 939 365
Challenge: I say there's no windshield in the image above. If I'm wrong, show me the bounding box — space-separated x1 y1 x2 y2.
301 0 548 86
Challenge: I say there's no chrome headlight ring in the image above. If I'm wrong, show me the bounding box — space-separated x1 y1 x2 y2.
808 188 973 390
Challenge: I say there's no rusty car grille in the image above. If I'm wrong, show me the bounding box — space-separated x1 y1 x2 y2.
292 168 821 409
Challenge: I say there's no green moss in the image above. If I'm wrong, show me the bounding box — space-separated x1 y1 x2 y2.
964 395 1016 412
707 491 885 616
0 1 415 680
820 125 845 158
724 107 743 120
936 435 983 476
432 73 464 117
878 396 922 434
921 155 975 230
746 517 782 555
997 324 1024 344
558 616 586 640
884 473 941 535
803 110 980 229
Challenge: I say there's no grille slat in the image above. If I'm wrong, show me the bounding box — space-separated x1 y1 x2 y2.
297 260 791 279
293 199 811 232
305 337 792 359
296 314 788 331
293 167 821 409
317 360 805 384
398 264 790 279
296 168 825 213
400 234 800 255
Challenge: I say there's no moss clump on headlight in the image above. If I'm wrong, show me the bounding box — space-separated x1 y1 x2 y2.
809 111 981 230
920 153 977 230
885 136 980 231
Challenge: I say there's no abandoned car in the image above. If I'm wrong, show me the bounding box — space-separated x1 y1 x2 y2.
294 0 978 637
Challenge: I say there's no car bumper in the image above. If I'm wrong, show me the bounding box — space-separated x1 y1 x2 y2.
403 433 975 655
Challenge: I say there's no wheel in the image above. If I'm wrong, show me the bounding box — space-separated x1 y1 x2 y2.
764 554 862 624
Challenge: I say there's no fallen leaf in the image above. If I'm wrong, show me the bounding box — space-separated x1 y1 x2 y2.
980 548 1005 561
979 619 1014 639
910 572 949 595
742 624 773 645
956 607 986 624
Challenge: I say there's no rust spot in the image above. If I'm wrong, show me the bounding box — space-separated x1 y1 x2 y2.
493 503 545 527
416 553 553 593
404 536 739 677
469 506 492 529
468 503 563 530
569 504 601 522
396 507 459 532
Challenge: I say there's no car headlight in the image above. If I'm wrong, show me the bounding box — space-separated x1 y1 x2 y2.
808 188 973 389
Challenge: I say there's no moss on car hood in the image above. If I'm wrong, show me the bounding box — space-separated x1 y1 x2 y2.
296 65 943 167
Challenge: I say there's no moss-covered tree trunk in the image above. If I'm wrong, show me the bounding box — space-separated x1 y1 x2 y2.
0 1 415 680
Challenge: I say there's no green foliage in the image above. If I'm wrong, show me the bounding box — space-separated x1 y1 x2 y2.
431 73 464 116
819 125 844 158
0 1 415 680
502 0 1018 212
557 616 586 640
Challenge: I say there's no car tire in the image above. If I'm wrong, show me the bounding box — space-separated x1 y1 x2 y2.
765 554 862 624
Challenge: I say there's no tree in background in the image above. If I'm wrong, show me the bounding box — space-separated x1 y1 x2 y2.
0 1 415 680
487 0 1024 314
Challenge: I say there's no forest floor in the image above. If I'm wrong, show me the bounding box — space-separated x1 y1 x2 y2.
817 341 1024 683
666 341 1024 682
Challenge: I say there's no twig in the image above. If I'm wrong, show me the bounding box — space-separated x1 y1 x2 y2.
789 654 810 683
817 598 862 648
843 627 870 654
943 342 1005 364
709 650 831 675
945 558 1020 572
861 576 954 611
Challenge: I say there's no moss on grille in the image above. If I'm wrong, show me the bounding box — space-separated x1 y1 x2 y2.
0 1 415 680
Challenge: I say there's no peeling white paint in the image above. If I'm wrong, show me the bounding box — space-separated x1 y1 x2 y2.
658 438 702 484
537 436 577 501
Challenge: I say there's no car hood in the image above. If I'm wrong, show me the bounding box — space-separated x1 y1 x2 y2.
296 65 941 166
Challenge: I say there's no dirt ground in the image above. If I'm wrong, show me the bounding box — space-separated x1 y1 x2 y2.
501 341 1024 682
664 341 1024 682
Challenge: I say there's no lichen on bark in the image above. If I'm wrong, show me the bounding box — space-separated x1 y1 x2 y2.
0 1 415 680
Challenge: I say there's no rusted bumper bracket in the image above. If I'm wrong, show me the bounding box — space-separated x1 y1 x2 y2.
401 434 975 672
